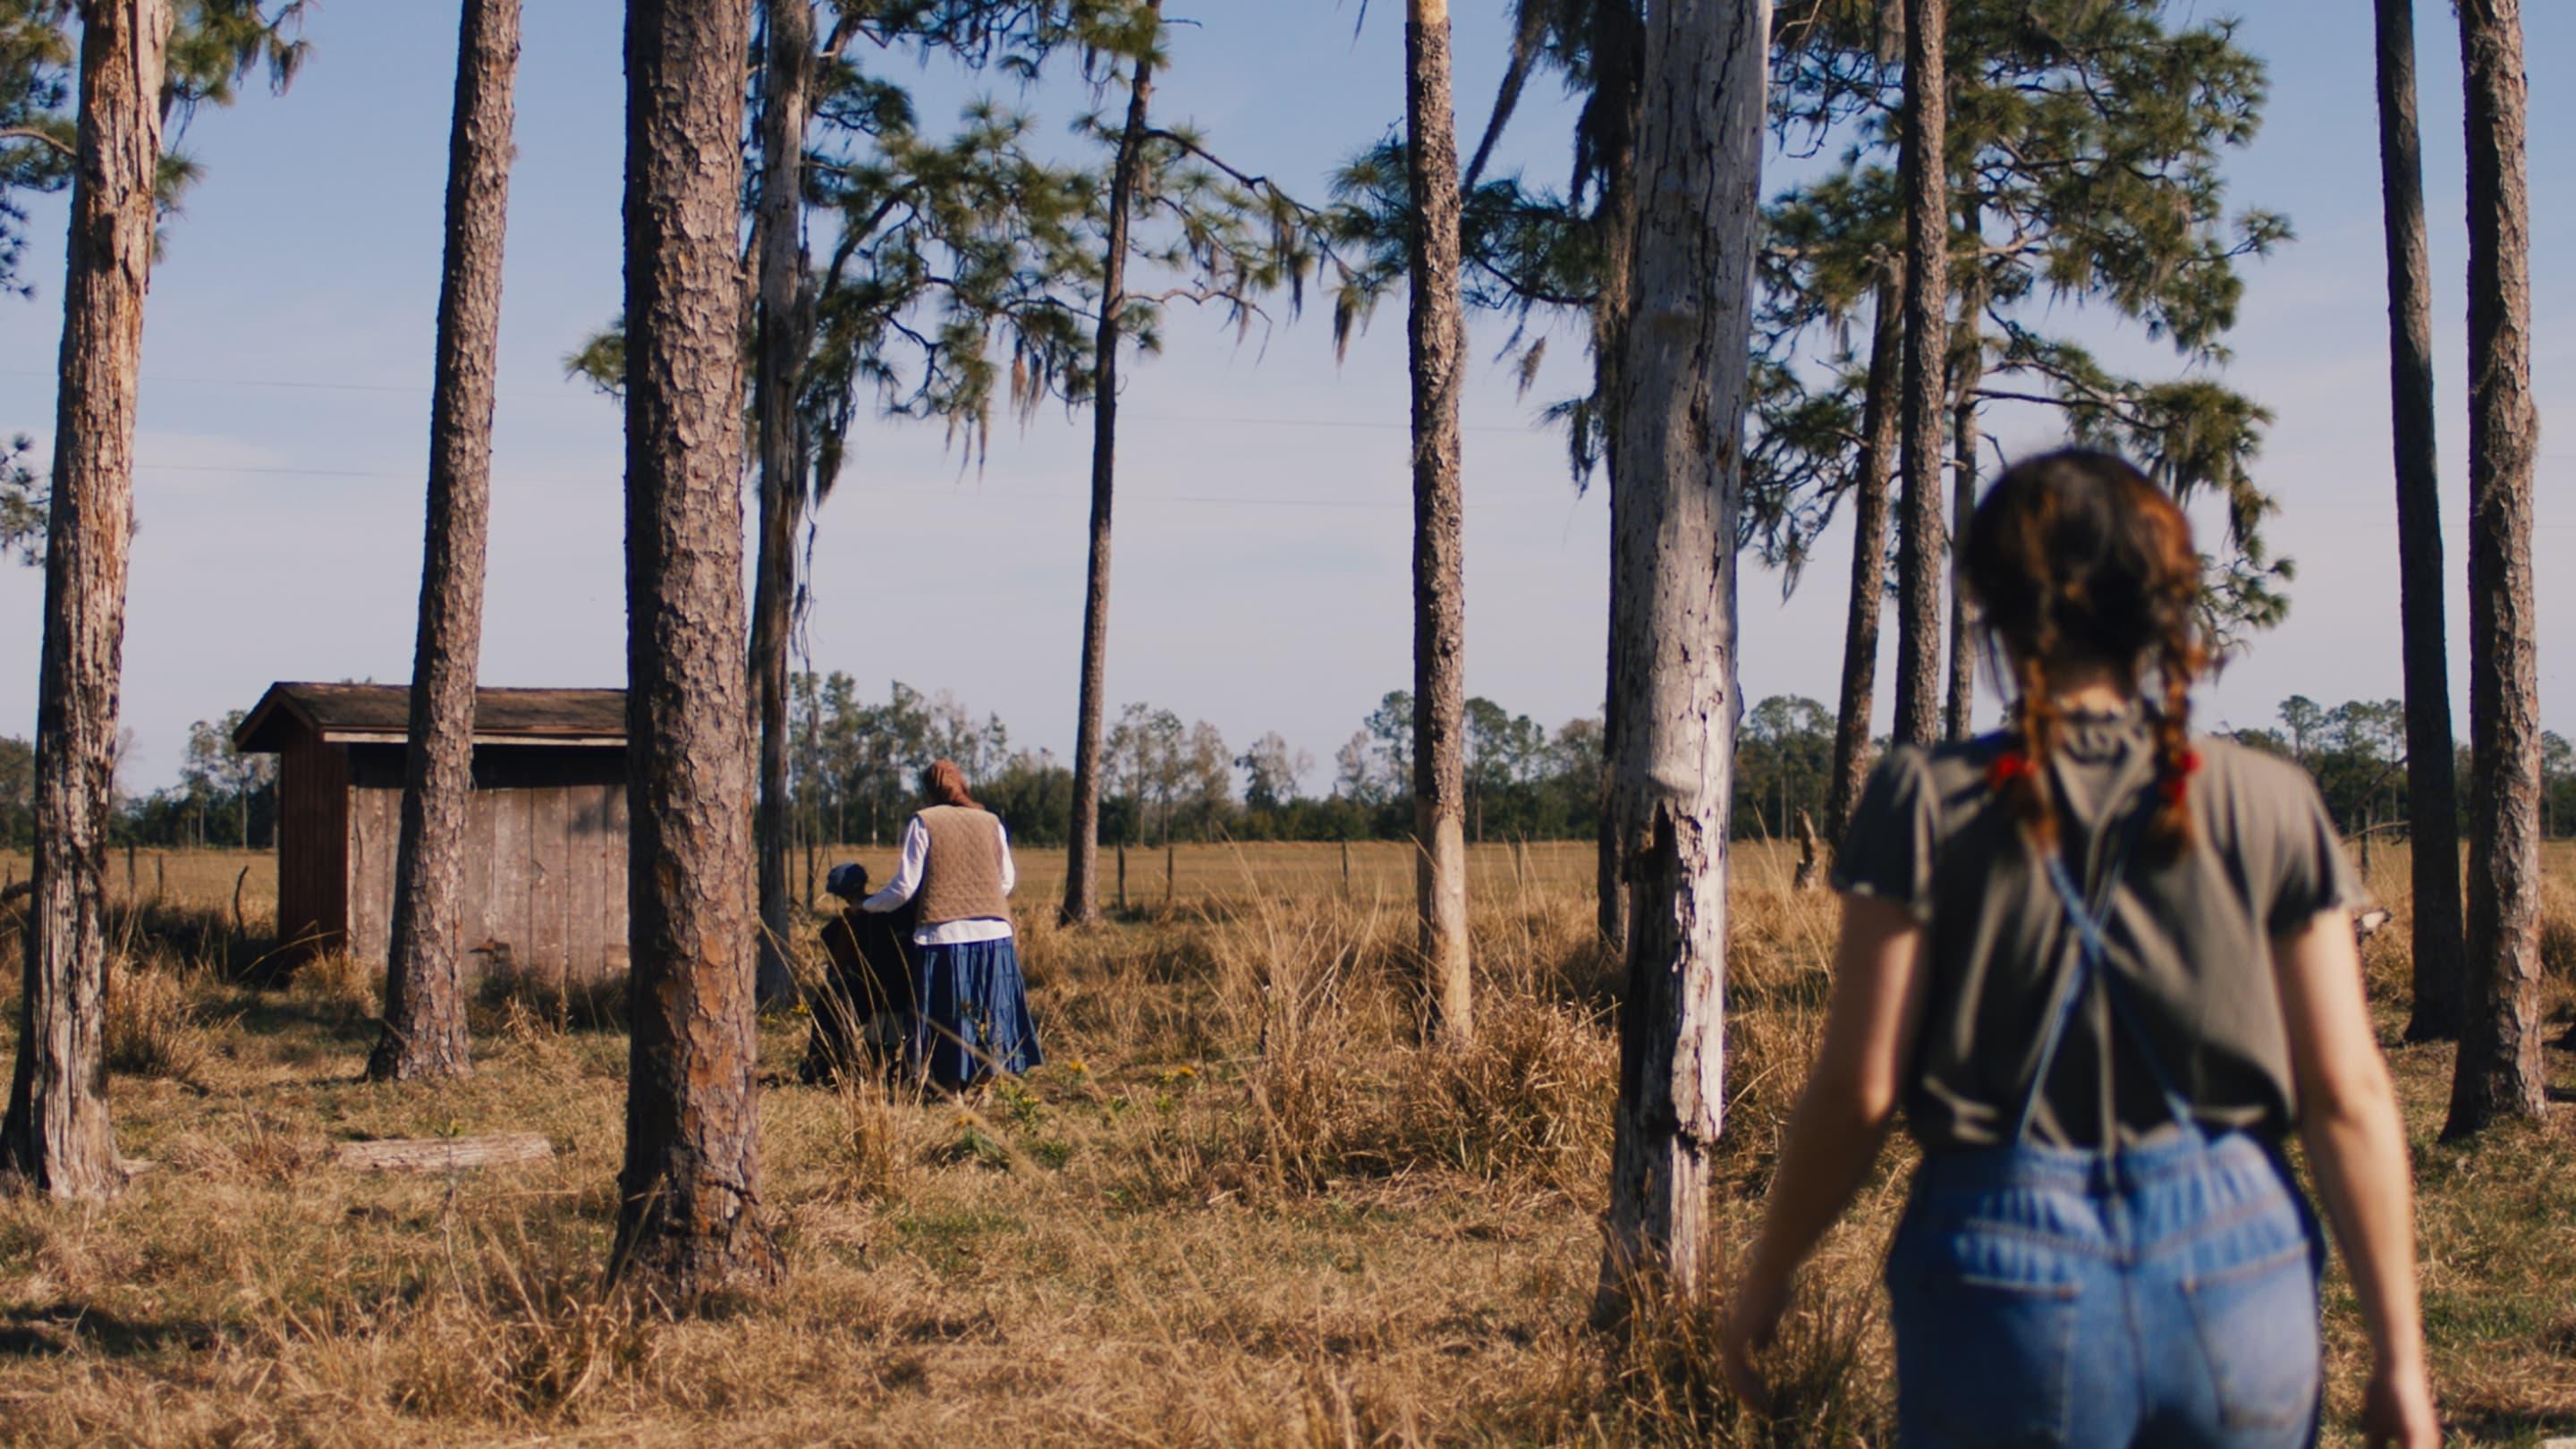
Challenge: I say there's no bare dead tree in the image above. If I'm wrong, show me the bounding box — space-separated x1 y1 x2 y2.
1599 0 1769 1313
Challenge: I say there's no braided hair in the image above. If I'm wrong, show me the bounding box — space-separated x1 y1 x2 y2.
1957 449 2207 856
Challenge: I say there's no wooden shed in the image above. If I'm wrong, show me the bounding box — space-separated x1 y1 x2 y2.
234 682 630 985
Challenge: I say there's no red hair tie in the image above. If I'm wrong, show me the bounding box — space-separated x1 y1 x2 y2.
2158 749 2204 805
1988 750 2035 790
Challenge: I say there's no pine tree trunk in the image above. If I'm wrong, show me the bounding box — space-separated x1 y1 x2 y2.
1590 0 1642 956
2376 0 2468 1045
749 0 815 1006
1943 208 1984 743
1889 0 1949 748
1824 277 1901 847
2442 0 2545 1139
1406 0 1472 1042
3 0 170 1202
611 0 781 1301
1598 0 1767 1312
1061 3 1160 929
368 0 520 1086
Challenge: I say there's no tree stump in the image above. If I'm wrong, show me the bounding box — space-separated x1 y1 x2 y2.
1791 809 1823 892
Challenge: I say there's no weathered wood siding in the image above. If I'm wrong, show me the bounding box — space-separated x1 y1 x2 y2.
275 730 350 957
341 744 629 983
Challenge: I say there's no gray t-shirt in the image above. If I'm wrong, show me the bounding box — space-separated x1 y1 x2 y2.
1834 708 2364 1150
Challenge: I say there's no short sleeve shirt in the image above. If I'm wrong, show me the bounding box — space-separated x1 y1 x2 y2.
1834 708 2364 1150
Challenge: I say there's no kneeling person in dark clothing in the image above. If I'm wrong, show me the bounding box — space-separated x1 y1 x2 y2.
800 862 919 1085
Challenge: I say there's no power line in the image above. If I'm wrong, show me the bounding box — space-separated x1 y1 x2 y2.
0 366 416 394
0 366 1546 435
114 460 1415 511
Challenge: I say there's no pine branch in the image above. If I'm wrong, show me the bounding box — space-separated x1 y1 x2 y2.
0 125 73 159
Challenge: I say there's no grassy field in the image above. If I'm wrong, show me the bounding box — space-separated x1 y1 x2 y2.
0 841 2569 1445
0 837 1623 919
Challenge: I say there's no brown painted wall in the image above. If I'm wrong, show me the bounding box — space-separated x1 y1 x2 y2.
275 731 350 957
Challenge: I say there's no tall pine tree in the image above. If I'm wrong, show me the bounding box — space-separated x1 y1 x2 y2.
369 0 521 1085
2442 0 2544 1139
612 0 780 1301
2371 0 2465 1044
4 0 171 1202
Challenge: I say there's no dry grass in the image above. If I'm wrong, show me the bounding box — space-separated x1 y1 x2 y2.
0 841 2566 1445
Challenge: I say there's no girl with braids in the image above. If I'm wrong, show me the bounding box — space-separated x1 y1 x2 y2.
1721 451 2436 1447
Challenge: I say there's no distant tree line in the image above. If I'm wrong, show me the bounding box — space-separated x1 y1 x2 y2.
0 709 275 852
775 680 2576 854
4 688 2566 861
2230 696 2576 843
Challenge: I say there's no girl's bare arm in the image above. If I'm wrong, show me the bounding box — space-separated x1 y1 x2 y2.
2270 910 2436 1447
1724 894 1929 1401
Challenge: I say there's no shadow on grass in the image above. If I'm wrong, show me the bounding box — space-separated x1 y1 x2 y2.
0 1304 218 1360
213 990 378 1048
473 967 629 1034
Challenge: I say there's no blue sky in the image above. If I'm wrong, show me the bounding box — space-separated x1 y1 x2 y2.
1 1 2568 791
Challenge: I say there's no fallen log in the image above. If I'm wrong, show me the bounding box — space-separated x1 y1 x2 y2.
332 1133 554 1174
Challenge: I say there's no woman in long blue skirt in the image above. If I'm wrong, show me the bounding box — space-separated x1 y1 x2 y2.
854 758 1042 1091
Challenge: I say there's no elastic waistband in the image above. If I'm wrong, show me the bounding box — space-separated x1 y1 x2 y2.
1915 1127 2282 1197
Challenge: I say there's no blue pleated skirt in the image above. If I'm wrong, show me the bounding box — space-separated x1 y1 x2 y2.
905 935 1043 1089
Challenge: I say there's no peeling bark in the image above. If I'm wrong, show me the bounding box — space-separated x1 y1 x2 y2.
1598 0 1767 1312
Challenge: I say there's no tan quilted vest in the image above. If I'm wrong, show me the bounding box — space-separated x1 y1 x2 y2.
914 805 1010 926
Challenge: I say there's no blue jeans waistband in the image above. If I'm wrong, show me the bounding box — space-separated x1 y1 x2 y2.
1913 1125 2285 1199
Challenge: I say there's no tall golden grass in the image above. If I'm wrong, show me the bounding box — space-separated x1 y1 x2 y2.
0 842 2563 1445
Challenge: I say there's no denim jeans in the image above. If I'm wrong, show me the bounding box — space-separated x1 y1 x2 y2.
1887 1128 2324 1449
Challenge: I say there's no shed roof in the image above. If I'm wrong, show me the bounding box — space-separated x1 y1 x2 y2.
234 682 627 753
